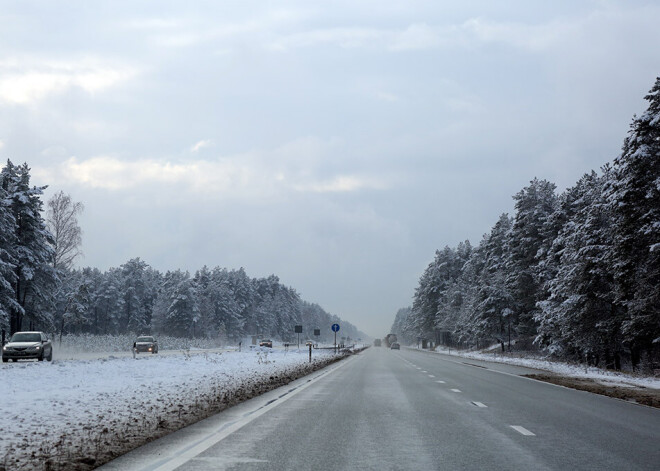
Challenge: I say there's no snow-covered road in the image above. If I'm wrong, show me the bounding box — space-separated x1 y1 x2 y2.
0 348 343 470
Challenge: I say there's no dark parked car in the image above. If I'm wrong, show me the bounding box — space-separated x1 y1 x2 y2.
134 335 158 354
390 342 400 350
2 331 53 362
259 339 273 348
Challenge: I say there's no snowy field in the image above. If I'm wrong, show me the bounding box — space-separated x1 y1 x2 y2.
427 346 660 390
0 347 343 470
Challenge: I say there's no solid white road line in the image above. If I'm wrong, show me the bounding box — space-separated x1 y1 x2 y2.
510 425 535 436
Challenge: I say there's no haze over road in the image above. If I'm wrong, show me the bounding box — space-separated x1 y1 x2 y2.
101 347 660 470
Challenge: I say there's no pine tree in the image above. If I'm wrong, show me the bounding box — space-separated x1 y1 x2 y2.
506 178 558 338
608 77 660 367
537 171 621 366
475 214 514 349
0 181 19 331
1 160 56 333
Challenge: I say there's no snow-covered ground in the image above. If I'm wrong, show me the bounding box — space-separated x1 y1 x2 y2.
0 347 343 470
425 346 660 389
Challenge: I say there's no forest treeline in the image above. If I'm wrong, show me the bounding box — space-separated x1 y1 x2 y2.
391 78 660 372
0 163 364 343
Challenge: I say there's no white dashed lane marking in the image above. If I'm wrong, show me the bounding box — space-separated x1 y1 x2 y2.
435 380 445 384
428 375 435 378
471 402 487 408
510 426 535 436
450 389 462 393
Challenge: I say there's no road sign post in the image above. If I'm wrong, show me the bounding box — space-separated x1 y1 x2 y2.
331 323 340 354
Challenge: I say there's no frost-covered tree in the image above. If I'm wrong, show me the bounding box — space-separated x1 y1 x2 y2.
162 270 200 337
506 178 558 338
59 278 91 339
410 246 456 340
390 307 412 344
537 171 621 367
0 181 18 331
608 77 660 367
1 160 56 333
119 258 159 334
473 214 514 348
46 191 84 271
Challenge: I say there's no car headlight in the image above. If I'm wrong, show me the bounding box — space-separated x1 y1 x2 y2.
35 346 41 350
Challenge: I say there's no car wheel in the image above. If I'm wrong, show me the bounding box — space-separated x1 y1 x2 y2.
38 352 44 361
11 359 16 362
2 357 7 363
47 349 53 361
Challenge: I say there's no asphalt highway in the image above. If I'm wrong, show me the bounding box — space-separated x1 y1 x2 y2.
99 346 660 470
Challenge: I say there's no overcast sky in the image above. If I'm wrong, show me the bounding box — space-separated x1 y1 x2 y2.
0 1 658 337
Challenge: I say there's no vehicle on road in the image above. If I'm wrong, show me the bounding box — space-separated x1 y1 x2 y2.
2 331 53 362
259 339 273 348
390 342 400 350
384 334 398 348
373 339 382 347
134 335 158 354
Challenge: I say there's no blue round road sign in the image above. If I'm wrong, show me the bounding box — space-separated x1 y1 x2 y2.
331 323 340 332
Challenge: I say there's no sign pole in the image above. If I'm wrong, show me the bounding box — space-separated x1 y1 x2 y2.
331 323 340 354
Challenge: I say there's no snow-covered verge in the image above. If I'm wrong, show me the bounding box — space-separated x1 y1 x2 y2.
52 333 226 354
426 346 660 390
0 348 352 471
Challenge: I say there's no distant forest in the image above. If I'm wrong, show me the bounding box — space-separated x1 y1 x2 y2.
392 77 660 373
0 162 365 344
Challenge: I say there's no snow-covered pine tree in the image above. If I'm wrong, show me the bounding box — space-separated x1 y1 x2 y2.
536 171 620 367
390 307 412 344
119 258 159 334
210 267 247 341
411 246 456 341
0 179 19 331
608 77 660 368
94 267 124 334
505 178 558 340
471 214 514 349
0 160 56 333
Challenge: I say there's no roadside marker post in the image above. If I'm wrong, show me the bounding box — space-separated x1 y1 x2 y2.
294 325 303 349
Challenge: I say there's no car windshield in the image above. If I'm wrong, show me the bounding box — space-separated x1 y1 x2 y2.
136 337 154 342
10 333 41 342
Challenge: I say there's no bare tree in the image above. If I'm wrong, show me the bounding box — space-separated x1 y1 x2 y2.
47 191 84 271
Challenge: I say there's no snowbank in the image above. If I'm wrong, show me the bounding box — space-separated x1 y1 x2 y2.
0 348 343 470
426 346 660 389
